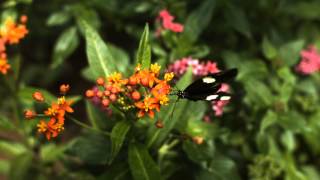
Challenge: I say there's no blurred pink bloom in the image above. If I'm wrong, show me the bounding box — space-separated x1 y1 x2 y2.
212 84 230 117
157 9 184 33
296 45 320 75
167 57 230 117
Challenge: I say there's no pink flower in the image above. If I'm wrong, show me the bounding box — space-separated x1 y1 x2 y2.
212 84 230 117
157 9 184 33
296 45 320 75
167 57 231 117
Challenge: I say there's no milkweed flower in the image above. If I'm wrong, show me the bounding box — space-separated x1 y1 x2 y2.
296 45 320 75
0 15 28 75
25 84 74 140
86 63 173 120
0 57 10 74
167 57 231 117
156 9 184 33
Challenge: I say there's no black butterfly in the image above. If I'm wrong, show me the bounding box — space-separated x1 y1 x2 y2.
175 68 238 101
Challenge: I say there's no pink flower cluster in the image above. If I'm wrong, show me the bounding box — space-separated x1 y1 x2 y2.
157 9 184 33
167 57 231 117
296 45 320 75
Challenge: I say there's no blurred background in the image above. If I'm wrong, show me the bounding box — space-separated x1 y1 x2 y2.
1 0 320 179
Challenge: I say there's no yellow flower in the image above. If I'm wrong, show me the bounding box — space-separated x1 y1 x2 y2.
158 95 169 105
150 63 161 75
164 72 174 81
108 72 122 83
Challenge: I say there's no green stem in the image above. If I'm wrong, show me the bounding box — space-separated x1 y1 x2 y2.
67 115 111 136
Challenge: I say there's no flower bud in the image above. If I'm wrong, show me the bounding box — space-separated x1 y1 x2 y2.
32 91 44 102
109 94 117 102
131 91 141 101
85 90 94 98
102 99 110 107
60 84 70 94
24 110 36 119
96 77 105 86
192 136 204 145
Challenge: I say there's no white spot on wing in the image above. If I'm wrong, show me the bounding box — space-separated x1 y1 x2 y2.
206 95 218 101
203 77 216 83
220 96 231 101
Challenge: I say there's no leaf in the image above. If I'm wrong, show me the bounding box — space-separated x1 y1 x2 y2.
260 110 277 134
108 43 130 75
136 24 151 69
46 11 71 26
110 120 131 164
285 2 320 20
85 100 106 129
0 115 15 130
0 141 26 157
99 163 131 180
181 0 216 43
281 131 295 152
262 36 277 60
82 19 117 78
225 3 251 38
197 153 240 180
8 152 33 180
0 160 9 175
146 68 193 148
66 132 111 165
71 4 101 31
40 144 65 163
81 67 96 82
183 141 215 165
128 143 161 180
51 26 79 69
279 39 305 66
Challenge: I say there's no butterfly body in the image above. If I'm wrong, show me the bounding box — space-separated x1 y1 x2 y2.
176 68 238 101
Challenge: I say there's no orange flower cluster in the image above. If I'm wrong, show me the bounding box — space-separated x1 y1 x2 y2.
24 84 74 140
86 63 174 119
0 15 28 75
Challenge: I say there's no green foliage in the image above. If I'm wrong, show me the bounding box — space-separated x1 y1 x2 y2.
1 0 320 179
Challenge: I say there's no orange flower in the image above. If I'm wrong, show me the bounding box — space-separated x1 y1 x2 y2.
135 96 160 118
37 118 64 140
1 17 28 44
58 96 74 113
151 81 171 97
0 58 10 74
45 103 65 122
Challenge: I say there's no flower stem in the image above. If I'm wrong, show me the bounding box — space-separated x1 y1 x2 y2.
66 115 111 136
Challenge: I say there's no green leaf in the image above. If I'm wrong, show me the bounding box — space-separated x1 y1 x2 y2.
146 68 193 148
110 120 131 164
0 141 26 157
260 110 277 134
40 144 65 163
108 43 130 75
136 24 151 69
279 39 305 66
181 0 216 43
262 36 277 60
197 153 240 180
85 100 106 129
99 163 131 180
128 143 161 180
46 11 70 26
8 152 33 180
183 141 215 165
82 19 117 78
51 26 79 69
67 132 111 165
225 3 251 38
81 67 96 82
0 115 15 130
285 2 320 20
281 131 295 152
0 160 9 175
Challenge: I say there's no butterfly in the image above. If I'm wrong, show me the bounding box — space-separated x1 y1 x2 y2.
175 68 238 101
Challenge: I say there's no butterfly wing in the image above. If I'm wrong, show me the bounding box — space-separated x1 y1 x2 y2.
183 68 238 94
